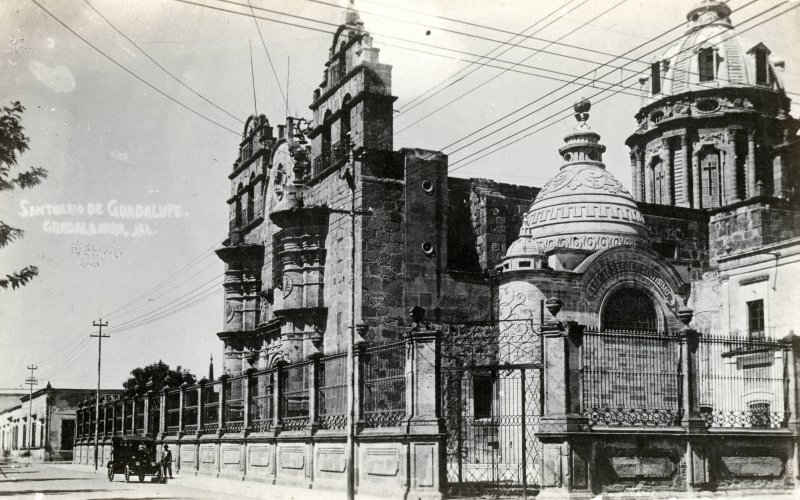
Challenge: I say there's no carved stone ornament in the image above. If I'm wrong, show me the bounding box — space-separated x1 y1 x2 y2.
225 302 234 323
282 275 293 298
536 166 630 200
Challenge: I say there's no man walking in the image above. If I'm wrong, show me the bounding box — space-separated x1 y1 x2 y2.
162 444 173 479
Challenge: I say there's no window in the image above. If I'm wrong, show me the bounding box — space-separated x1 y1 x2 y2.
603 288 658 332
473 376 493 419
747 299 765 339
653 158 665 204
698 48 715 82
247 173 255 223
700 148 721 208
651 62 661 95
234 183 243 228
755 48 769 85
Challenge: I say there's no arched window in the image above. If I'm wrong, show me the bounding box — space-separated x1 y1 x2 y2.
340 94 351 147
653 158 665 204
754 47 769 85
700 147 722 208
322 109 332 164
247 173 255 222
698 48 716 82
603 288 658 332
651 62 661 95
235 183 243 228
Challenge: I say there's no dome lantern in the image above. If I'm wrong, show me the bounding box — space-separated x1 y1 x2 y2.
503 98 649 273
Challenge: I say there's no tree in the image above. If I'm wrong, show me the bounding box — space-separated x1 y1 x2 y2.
122 360 196 396
1 101 47 290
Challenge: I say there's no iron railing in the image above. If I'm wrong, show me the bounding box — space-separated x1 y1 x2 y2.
698 332 789 429
223 376 245 432
281 361 310 430
249 371 273 432
581 329 682 427
201 383 220 430
362 341 406 427
318 353 347 429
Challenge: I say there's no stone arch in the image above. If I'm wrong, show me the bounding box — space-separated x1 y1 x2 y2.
600 283 661 332
576 245 687 331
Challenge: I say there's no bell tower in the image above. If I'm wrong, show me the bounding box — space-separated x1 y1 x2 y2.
307 0 397 179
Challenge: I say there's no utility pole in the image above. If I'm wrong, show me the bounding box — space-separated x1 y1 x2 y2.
25 365 37 461
330 135 371 500
91 319 109 471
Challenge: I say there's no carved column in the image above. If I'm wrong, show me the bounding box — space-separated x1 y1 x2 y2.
273 361 285 432
178 384 185 434
243 370 252 432
747 129 757 198
681 135 691 206
631 152 640 201
196 382 205 433
662 138 673 205
644 156 654 203
692 149 702 208
727 129 741 203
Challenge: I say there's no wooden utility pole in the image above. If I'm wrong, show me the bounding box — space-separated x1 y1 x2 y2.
91 319 109 471
25 365 37 459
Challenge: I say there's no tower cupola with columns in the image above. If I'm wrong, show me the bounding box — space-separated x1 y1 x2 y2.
626 0 799 208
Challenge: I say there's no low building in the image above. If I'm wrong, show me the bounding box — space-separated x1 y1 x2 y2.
0 384 122 462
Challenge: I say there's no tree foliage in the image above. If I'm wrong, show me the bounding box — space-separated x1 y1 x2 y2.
1 101 48 290
122 360 197 396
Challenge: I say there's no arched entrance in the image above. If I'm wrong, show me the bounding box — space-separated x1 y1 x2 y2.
602 287 658 332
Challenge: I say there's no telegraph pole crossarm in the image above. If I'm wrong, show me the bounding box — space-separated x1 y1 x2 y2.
91 319 109 471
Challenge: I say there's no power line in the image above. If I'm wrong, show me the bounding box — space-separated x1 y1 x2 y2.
246 0 289 114
395 0 588 116
31 0 242 137
447 1 800 172
394 0 632 134
82 0 244 125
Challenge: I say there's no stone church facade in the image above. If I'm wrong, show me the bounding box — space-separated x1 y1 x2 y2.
73 1 800 497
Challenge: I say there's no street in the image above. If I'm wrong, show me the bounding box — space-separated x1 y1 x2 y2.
0 460 261 499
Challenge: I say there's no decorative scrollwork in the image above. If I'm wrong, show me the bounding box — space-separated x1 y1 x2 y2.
250 420 272 432
363 410 405 428
583 407 683 427
319 414 347 430
703 410 788 429
200 423 218 433
281 417 309 431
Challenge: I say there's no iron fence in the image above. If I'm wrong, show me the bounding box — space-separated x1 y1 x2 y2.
697 332 789 428
318 353 347 430
249 370 273 432
165 390 180 430
223 376 245 432
281 361 310 430
148 395 161 435
581 329 682 427
201 383 220 431
362 341 406 427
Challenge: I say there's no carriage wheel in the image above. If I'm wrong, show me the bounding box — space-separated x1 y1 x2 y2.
107 466 114 482
124 465 130 483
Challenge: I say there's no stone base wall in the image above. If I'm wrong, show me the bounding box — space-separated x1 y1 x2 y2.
539 432 797 496
73 431 442 500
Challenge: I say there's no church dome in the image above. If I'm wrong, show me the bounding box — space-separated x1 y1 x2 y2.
504 99 649 267
642 0 786 104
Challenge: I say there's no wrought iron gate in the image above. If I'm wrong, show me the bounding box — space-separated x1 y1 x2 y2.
442 363 542 498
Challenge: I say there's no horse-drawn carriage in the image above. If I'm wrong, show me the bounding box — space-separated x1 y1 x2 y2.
106 436 166 483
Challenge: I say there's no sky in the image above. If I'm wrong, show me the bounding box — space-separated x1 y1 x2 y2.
1 0 798 390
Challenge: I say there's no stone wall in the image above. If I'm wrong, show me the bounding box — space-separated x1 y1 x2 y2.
709 198 800 263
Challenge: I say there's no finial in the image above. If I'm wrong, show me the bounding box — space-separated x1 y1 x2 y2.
573 97 591 126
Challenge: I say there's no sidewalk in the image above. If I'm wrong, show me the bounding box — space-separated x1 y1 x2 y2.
47 463 381 500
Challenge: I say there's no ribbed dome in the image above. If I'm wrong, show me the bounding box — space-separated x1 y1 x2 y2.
643 0 785 104
505 99 649 261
